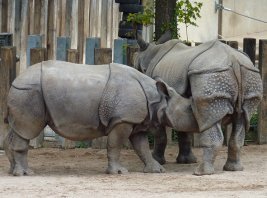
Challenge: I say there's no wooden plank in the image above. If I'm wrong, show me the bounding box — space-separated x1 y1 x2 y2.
30 48 47 65
106 0 113 48
85 37 100 65
243 38 256 65
77 0 85 63
83 0 90 63
7 0 15 37
19 0 29 73
56 36 71 61
258 39 267 144
27 35 42 66
59 0 67 36
113 38 126 64
94 48 112 65
0 46 16 148
34 0 42 34
65 0 72 37
70 0 78 49
127 46 139 67
28 0 35 35
90 0 97 37
67 49 79 63
100 0 107 48
1 0 7 32
112 2 120 41
0 0 2 32
40 0 48 48
47 0 57 60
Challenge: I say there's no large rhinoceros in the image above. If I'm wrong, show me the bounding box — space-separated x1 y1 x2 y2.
135 34 263 175
4 60 200 176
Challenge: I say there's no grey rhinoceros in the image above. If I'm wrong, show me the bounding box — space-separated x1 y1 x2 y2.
135 34 263 175
4 60 199 176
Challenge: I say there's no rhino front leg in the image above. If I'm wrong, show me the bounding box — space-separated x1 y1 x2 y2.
4 129 33 176
176 132 197 164
223 114 245 171
194 122 224 175
106 123 132 174
130 132 165 173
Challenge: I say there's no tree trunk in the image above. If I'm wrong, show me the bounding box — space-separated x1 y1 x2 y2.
155 0 177 40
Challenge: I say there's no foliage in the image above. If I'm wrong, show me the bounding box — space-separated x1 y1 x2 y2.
176 0 203 42
126 8 154 39
127 8 154 27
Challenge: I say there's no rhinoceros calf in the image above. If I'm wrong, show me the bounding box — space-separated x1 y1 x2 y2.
135 33 263 175
4 60 194 176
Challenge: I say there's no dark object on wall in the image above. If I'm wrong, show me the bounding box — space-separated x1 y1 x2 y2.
0 33 13 47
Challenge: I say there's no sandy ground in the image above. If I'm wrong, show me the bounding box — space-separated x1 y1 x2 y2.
0 144 266 198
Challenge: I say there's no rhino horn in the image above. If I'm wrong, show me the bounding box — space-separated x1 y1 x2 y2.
156 30 172 45
137 32 149 51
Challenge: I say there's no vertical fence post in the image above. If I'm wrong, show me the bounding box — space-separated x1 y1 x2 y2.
56 37 71 61
94 48 112 65
113 38 127 64
85 37 100 65
127 46 139 67
258 39 267 144
29 48 47 148
243 38 256 65
0 46 16 148
27 35 42 66
67 49 79 63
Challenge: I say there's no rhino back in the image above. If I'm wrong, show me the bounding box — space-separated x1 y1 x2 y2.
42 61 109 139
150 40 215 96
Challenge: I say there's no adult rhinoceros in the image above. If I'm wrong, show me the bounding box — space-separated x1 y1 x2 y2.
135 34 263 175
4 60 199 176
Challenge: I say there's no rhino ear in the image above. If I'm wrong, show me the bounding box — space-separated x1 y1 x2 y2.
155 77 170 98
156 30 172 45
137 32 149 51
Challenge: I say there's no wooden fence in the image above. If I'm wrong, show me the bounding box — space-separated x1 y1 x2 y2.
0 0 120 73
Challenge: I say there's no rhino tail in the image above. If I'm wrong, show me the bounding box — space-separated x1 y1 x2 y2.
231 55 243 116
4 108 9 124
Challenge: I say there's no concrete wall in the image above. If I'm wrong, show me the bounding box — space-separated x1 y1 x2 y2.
222 0 267 39
178 0 267 44
179 0 218 43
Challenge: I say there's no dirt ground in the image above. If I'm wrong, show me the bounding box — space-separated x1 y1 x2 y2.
0 144 266 198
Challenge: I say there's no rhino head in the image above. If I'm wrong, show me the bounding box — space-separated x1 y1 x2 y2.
134 31 173 73
156 78 198 132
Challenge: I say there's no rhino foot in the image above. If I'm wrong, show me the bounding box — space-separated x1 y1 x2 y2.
152 152 166 165
193 162 215 176
12 165 34 176
223 160 244 171
106 163 128 174
143 161 166 173
176 153 197 164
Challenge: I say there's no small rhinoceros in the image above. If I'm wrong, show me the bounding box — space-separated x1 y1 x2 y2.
4 60 197 176
135 33 263 175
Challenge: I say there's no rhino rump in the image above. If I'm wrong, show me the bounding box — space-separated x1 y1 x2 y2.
7 64 47 140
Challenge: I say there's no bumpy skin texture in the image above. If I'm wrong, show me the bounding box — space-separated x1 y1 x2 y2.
5 61 175 176
135 38 263 175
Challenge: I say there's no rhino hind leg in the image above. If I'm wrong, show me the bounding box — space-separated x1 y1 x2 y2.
4 129 33 176
194 122 224 176
223 114 245 171
130 132 165 173
106 123 133 174
151 127 167 165
176 132 197 164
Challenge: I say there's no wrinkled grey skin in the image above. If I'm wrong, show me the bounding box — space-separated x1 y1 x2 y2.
135 34 263 175
4 60 197 176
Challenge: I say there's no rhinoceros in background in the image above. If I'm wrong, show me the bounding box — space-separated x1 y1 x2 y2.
4 60 200 176
135 33 263 175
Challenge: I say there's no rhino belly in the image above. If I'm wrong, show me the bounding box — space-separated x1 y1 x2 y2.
42 61 109 140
